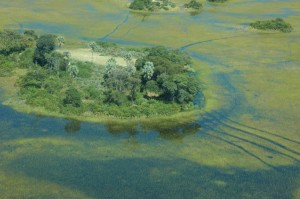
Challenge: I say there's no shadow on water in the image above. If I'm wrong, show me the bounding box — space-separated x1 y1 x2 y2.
0 92 200 142
62 119 201 141
64 120 81 133
106 121 201 141
8 154 300 199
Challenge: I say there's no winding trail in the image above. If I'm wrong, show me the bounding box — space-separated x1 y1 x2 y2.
100 14 130 41
179 34 255 50
179 32 282 51
180 45 300 168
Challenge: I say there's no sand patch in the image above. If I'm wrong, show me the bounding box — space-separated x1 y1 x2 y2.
57 48 129 66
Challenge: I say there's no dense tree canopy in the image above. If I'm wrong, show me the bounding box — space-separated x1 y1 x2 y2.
2 31 202 117
64 87 82 107
0 30 34 55
129 0 175 11
33 34 56 66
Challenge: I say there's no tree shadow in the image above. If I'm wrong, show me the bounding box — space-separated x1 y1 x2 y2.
64 120 81 133
104 121 201 141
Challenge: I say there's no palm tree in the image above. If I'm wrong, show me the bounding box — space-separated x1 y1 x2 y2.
88 42 98 63
57 36 65 48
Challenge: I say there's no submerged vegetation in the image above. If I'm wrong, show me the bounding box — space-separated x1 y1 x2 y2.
250 18 293 33
1 30 201 118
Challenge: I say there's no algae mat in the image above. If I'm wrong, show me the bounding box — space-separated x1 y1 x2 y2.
0 0 300 198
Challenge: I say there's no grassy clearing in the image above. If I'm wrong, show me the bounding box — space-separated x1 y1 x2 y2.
57 48 128 66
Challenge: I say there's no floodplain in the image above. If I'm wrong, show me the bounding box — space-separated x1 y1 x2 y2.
0 0 300 198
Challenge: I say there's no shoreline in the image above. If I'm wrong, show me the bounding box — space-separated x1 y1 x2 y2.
0 70 202 124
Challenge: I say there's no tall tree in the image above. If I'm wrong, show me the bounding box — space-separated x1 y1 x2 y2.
88 42 98 63
142 61 154 80
33 34 56 66
67 64 79 78
57 36 65 48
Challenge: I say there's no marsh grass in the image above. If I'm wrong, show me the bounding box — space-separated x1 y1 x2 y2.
1 0 300 198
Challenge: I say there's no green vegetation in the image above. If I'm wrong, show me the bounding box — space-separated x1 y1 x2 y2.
250 18 293 33
33 34 56 66
184 0 202 10
64 87 82 107
207 0 228 3
129 0 176 11
0 30 35 76
0 30 35 56
1 30 202 118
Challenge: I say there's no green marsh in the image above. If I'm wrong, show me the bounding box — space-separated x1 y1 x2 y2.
0 0 300 198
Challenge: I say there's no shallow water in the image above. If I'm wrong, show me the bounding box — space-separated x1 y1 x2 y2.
1 0 300 198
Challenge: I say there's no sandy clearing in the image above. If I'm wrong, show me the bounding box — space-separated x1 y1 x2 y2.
57 48 129 66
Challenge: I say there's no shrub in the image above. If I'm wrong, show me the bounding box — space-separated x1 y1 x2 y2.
18 48 35 68
0 30 33 55
129 0 152 10
95 41 118 49
184 0 202 10
64 87 82 107
18 69 48 89
250 18 293 33
207 0 228 2
0 55 15 76
76 61 92 78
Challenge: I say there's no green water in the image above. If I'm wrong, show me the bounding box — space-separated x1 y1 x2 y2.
1 0 300 198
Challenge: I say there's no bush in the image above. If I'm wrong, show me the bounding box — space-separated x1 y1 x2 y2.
95 41 118 49
18 69 48 88
18 48 35 68
207 0 228 2
104 90 128 106
184 0 202 10
76 61 92 78
64 87 82 107
250 18 293 33
0 55 15 76
129 0 152 10
0 30 34 55
21 87 61 112
24 30 38 41
129 0 174 11
83 86 103 101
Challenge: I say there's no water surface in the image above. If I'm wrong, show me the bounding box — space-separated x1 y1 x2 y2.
0 0 300 198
